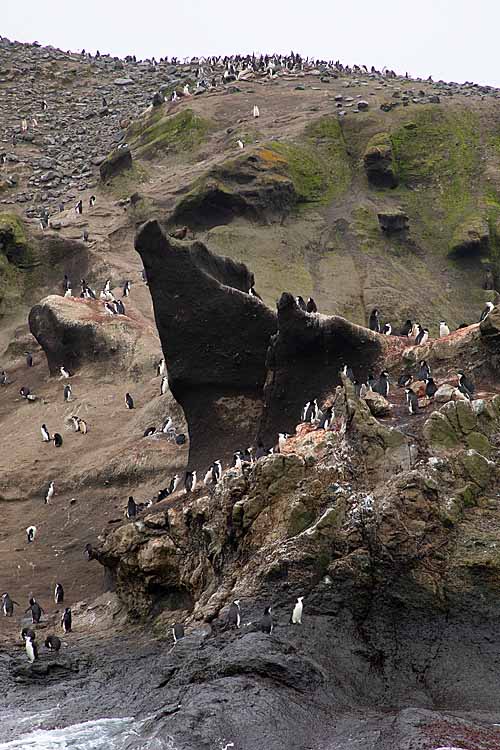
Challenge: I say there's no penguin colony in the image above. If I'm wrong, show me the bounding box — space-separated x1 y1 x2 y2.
2 589 68 663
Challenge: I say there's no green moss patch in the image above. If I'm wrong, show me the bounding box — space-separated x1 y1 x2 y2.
129 108 213 160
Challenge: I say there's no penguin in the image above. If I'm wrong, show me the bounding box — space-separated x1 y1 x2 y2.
75 200 83 215
415 326 429 345
184 470 197 493
157 359 166 376
54 583 64 605
400 319 413 337
26 598 44 624
375 371 390 398
82 230 89 243
228 599 241 628
318 405 334 429
45 481 54 504
25 634 38 663
278 433 289 452
25 351 33 367
89 195 96 207
368 309 380 333
60 366 71 378
291 596 304 624
167 474 180 495
341 364 354 382
382 323 392 336
78 418 88 435
306 297 318 313
64 384 72 402
260 606 273 634
143 426 156 437
41 424 51 442
172 623 184 643
439 321 450 337
296 296 307 311
457 370 474 400
161 416 173 433
237 139 244 149
70 415 80 432
53 433 63 447
479 301 494 322
0 370 7 385
41 99 48 111
232 451 243 471
253 104 260 118
397 370 412 388
203 466 214 486
301 399 319 423
61 608 72 633
84 543 95 561
405 388 419 415
353 380 362 399
64 288 72 298
160 376 168 395
45 635 62 652
114 299 125 315
416 360 431 381
2 593 19 616
26 526 37 543
367 374 376 391
125 393 134 409
248 285 263 300
126 496 138 518
425 377 438 398
104 302 116 315
123 280 131 297
63 273 71 291
20 386 31 400
21 627 36 642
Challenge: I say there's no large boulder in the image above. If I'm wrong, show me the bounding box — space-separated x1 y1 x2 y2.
28 294 158 375
135 219 277 468
377 209 409 233
363 132 399 188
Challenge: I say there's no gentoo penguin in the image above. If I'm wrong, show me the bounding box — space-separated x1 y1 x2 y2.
53 433 63 447
160 376 168 395
45 635 62 652
457 370 474 400
123 280 131 297
63 384 72 402
125 393 134 409
157 359 166 377
341 364 354 382
184 470 197 493
41 424 50 442
45 481 54 504
172 622 184 643
61 607 72 633
291 596 304 625
306 297 318 313
143 426 156 437
295 296 307 311
302 399 319 423
54 583 64 605
75 200 83 215
416 360 431 381
60 366 70 379
400 319 413 337
25 634 38 663
161 416 173 433
439 321 450 337
368 309 381 333
425 377 438 397
126 496 137 518
405 388 419 415
253 104 260 117
26 598 43 624
260 606 273 634
2 593 19 616
26 526 37 543
382 323 392 336
25 351 33 367
480 301 494 322
228 599 241 628
89 195 96 207
318 405 334 430
21 627 36 642
375 371 390 398
415 326 429 345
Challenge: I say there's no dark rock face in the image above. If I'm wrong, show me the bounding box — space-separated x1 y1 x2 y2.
135 219 277 467
99 146 132 182
377 209 409 233
259 292 385 443
363 132 399 187
449 216 489 257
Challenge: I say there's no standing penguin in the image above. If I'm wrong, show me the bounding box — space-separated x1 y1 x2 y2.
53 433 63 448
405 388 419 415
415 326 429 345
425 378 438 398
54 583 64 605
26 526 37 543
369 309 381 333
75 200 83 215
382 323 392 336
2 592 19 616
439 321 450 337
21 627 36 643
375 371 390 399
45 635 62 652
60 366 71 379
160 376 168 396
291 596 304 625
252 104 260 117
45 481 55 504
26 597 44 624
25 351 33 367
61 607 72 633
41 424 50 442
301 399 319 423
479 301 494 322
457 370 474 400
172 623 185 643
125 393 134 409
400 319 413 337
306 297 318 313
184 471 197 493
260 606 273 634
126 496 137 519
416 360 431 381
157 359 166 377
63 384 72 402
123 280 131 297
228 599 241 629
167 474 180 495
295 296 307 311
25 634 38 663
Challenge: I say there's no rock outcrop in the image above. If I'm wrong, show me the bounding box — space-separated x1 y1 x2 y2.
363 132 399 187
99 146 133 182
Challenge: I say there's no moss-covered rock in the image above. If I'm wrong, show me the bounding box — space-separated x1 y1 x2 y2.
423 411 461 449
363 132 399 188
0 212 32 268
377 209 409 233
449 215 489 257
457 449 495 488
129 108 212 160
465 431 493 457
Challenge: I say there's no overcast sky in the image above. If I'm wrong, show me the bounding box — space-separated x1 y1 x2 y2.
3 0 499 86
